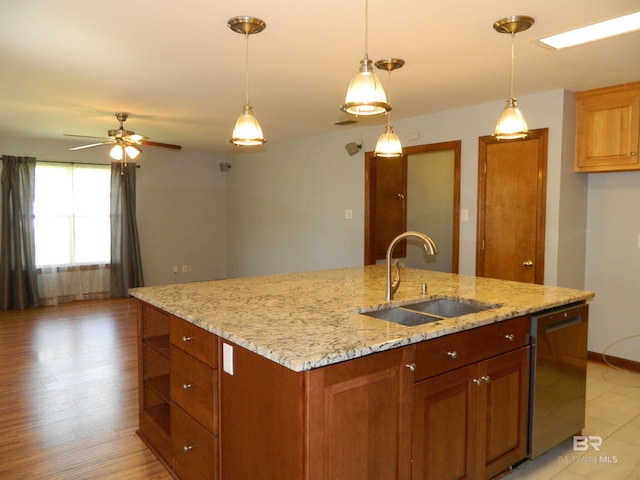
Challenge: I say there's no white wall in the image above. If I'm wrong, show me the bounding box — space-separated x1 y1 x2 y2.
585 171 640 362
0 136 228 286
226 89 586 287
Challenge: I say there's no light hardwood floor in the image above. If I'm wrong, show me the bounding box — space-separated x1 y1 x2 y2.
0 298 172 480
1 298 639 479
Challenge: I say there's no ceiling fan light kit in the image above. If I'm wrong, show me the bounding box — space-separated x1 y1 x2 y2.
67 112 182 170
110 142 141 161
228 16 267 146
493 15 534 140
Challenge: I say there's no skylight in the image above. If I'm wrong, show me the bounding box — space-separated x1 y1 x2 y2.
538 11 640 49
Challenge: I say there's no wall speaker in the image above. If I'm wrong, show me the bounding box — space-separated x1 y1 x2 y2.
345 142 361 156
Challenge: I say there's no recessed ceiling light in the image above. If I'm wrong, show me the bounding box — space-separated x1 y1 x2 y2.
538 11 640 49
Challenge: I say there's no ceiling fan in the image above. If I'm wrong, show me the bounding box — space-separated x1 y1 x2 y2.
65 113 182 160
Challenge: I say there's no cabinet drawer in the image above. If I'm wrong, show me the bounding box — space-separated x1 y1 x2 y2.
170 316 217 367
170 345 217 434
413 316 530 382
172 404 218 480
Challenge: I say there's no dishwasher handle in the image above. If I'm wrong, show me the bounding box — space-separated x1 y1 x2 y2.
533 303 588 336
544 315 582 334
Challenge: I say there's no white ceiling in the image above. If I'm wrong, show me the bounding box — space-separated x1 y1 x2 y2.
2 0 640 154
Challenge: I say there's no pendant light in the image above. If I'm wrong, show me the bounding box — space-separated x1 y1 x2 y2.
374 58 404 157
492 15 534 140
228 16 266 146
340 0 391 116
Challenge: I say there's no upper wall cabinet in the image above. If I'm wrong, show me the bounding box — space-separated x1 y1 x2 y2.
574 81 640 173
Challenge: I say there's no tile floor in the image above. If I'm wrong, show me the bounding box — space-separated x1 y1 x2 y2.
508 361 640 479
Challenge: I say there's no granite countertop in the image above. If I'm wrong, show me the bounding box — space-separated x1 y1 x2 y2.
129 265 594 372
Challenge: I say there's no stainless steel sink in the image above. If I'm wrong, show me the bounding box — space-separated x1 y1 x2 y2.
403 298 494 318
359 298 499 327
362 308 442 327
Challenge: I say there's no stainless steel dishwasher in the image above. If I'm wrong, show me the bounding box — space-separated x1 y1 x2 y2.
528 302 589 458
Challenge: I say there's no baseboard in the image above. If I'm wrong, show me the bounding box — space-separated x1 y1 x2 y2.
588 350 640 373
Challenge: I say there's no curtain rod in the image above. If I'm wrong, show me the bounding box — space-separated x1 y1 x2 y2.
37 160 140 168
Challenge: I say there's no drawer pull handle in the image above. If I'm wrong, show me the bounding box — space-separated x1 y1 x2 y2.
472 378 482 386
503 334 515 341
182 336 193 342
405 363 416 372
182 383 193 390
183 445 194 452
447 350 458 360
481 375 491 383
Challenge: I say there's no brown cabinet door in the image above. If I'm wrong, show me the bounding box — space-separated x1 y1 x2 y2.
477 347 530 479
412 363 477 480
575 82 640 172
172 404 218 480
477 129 547 284
170 345 217 434
306 347 414 480
412 347 530 480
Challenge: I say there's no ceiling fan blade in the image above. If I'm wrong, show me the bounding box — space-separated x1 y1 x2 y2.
139 140 182 150
69 141 114 151
64 133 111 140
127 133 148 142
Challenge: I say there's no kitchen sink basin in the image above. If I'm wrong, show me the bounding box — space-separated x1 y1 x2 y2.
403 298 494 318
362 308 442 327
359 298 500 327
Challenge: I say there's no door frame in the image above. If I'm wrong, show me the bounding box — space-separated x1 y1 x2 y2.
476 128 548 284
364 141 461 272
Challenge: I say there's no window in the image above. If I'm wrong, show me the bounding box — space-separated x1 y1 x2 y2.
34 163 111 266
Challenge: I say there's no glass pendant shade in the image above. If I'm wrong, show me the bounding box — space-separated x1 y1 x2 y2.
341 57 390 116
230 104 265 146
494 97 528 140
375 124 402 157
110 143 141 160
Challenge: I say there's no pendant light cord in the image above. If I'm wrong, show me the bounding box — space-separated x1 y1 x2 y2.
386 70 392 125
244 32 250 105
509 32 515 99
364 0 369 55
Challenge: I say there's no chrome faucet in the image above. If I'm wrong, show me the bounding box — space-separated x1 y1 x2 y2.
385 231 438 302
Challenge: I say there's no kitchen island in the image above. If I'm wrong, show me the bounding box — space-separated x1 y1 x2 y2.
131 265 593 480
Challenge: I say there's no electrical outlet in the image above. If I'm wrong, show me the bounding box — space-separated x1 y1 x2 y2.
345 209 353 220
223 343 234 375
172 265 178 274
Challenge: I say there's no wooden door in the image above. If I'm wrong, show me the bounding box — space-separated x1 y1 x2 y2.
476 129 548 283
306 347 414 480
476 347 530 479
412 363 478 480
365 153 408 262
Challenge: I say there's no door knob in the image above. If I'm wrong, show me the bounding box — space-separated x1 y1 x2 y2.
396 193 405 200
523 260 533 267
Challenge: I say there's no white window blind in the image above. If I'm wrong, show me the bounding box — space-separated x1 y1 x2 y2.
34 163 111 266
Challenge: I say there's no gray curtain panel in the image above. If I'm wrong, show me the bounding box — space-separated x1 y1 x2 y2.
0 155 40 310
110 163 144 297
